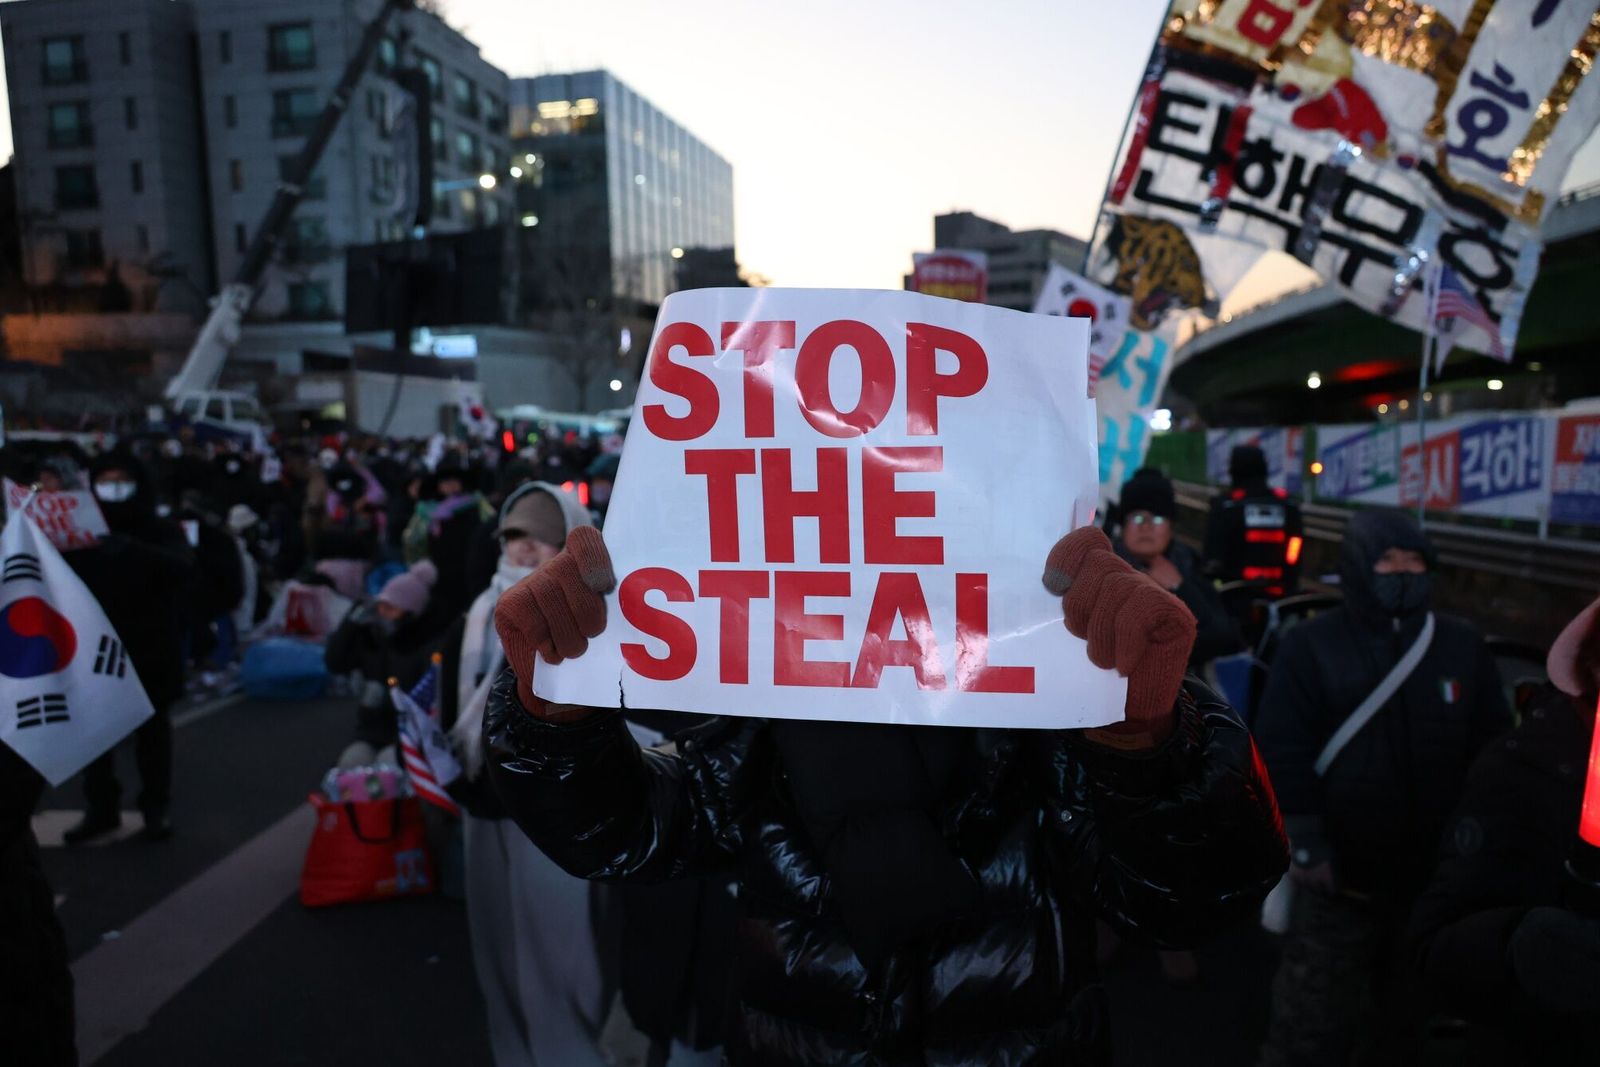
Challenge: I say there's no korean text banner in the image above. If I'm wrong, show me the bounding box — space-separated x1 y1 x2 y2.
1206 427 1306 496
1099 2 1600 361
535 288 1128 730
1162 0 1600 227
1315 408 1600 524
1110 64 1541 358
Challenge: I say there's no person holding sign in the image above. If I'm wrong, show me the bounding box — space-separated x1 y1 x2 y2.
477 290 1288 1065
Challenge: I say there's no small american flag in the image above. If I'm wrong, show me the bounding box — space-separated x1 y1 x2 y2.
1432 264 1507 362
392 662 460 815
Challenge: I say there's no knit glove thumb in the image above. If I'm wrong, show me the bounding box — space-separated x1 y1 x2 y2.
1042 526 1196 750
493 526 616 722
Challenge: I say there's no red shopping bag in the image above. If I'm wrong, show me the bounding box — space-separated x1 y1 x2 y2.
299 793 435 907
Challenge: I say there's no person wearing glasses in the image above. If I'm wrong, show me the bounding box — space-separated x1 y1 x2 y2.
1114 468 1241 669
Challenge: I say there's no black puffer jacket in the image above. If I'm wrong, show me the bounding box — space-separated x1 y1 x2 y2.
1407 686 1600 1064
1255 510 1512 897
486 673 1287 1065
65 453 196 709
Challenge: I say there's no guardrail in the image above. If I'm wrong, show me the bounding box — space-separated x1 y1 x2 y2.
1172 480 1600 592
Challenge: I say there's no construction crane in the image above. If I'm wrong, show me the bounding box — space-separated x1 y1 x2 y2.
164 0 415 411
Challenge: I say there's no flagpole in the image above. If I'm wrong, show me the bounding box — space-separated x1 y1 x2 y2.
1081 8 1172 276
1414 260 1439 525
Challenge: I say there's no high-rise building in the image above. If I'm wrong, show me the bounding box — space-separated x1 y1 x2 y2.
194 0 510 321
0 0 512 323
1 0 214 311
918 211 1088 312
509 70 734 310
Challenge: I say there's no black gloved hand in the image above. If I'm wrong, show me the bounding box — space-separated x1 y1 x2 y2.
1508 906 1600 1014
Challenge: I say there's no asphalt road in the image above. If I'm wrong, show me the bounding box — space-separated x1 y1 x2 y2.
34 687 1286 1066
36 690 492 1067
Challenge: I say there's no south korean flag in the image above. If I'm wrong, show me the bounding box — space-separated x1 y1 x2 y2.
0 505 155 785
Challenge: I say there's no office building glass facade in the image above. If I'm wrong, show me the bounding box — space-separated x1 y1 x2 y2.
511 70 733 307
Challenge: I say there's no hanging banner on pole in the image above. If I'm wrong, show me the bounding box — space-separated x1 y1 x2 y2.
1093 3 1600 362
534 288 1127 730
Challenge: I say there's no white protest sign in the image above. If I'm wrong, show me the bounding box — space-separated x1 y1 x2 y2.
0 510 156 785
535 288 1127 730
4 478 109 551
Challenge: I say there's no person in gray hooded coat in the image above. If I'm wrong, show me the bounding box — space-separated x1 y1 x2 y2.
443 482 610 1067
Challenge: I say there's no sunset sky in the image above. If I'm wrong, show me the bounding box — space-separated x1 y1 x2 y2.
2 0 1597 304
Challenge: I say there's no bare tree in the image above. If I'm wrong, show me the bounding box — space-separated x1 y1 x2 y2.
518 195 637 410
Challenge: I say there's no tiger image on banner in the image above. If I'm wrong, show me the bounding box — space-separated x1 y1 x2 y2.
1102 216 1214 330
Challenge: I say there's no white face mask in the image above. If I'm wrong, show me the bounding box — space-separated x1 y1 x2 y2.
94 480 137 503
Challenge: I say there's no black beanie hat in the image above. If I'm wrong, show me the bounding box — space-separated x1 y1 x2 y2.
1118 470 1176 519
1230 444 1270 483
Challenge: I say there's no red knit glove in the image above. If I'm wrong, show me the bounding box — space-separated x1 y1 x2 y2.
493 526 616 723
1042 527 1196 750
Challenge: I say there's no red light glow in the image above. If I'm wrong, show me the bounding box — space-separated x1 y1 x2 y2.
1582 697 1600 848
1286 536 1304 566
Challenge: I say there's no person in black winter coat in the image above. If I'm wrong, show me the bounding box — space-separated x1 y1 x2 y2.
1255 507 1512 1065
1407 597 1600 1066
483 524 1288 1065
1114 469 1241 669
63 450 197 843
1202 444 1305 603
0 745 75 1065
325 560 441 756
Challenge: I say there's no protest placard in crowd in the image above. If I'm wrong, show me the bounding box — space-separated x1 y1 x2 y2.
4 478 109 551
535 288 1127 729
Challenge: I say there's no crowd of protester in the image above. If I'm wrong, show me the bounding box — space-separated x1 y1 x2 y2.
3 430 1597 1066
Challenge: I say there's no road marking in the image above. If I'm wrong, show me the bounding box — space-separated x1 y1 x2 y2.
31 810 145 848
71 803 314 1065
170 691 245 729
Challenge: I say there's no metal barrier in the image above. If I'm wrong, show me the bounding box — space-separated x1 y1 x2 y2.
1172 480 1600 592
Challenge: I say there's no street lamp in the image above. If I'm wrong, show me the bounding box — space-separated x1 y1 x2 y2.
477 173 497 190
1487 378 1505 391
1307 371 1322 390
519 214 538 228
670 246 684 259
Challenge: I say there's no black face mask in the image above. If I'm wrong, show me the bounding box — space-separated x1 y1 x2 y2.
1371 571 1431 618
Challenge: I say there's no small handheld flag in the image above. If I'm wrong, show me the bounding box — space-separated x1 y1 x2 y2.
392 658 461 815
